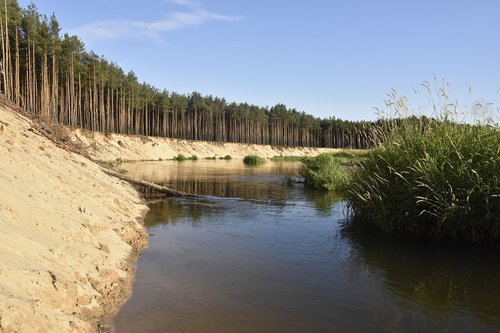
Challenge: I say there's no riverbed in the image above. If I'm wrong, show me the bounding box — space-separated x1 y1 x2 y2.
114 160 500 333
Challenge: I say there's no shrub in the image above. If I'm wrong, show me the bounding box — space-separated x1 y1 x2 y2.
191 155 198 161
223 155 232 160
243 155 266 165
298 153 350 192
174 153 188 161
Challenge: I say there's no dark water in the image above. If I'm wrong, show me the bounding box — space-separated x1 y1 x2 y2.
114 160 500 333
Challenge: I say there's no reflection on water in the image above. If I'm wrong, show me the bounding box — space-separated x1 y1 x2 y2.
341 223 500 328
115 160 500 333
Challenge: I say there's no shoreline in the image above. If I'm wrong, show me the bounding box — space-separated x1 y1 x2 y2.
70 128 341 162
97 207 149 333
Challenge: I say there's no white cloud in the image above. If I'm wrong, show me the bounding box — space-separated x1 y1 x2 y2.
170 0 201 9
71 2 241 42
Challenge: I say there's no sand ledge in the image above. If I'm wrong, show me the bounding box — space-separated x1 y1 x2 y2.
0 104 148 333
71 128 341 162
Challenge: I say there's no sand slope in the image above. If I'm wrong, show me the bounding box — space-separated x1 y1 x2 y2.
0 106 148 332
72 129 340 162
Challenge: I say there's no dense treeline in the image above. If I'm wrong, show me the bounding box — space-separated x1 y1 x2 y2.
0 1 374 148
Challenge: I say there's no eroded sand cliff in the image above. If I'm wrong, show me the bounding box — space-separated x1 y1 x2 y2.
0 105 148 333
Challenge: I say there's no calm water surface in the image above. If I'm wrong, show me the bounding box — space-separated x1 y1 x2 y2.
114 160 500 333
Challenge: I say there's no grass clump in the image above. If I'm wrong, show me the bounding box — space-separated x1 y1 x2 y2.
330 150 370 166
173 154 198 161
270 155 305 162
204 156 217 160
222 155 232 160
298 153 351 192
173 153 188 161
346 81 500 244
243 155 266 165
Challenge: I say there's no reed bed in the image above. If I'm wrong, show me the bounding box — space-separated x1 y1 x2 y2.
243 155 266 165
298 153 351 191
346 82 500 243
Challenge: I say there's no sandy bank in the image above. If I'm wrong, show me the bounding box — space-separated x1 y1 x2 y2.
72 129 340 162
0 105 148 332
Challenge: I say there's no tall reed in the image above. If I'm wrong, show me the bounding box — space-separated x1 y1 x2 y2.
243 155 266 165
346 80 500 243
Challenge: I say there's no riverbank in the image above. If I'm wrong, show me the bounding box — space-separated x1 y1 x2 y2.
0 103 148 332
71 129 341 162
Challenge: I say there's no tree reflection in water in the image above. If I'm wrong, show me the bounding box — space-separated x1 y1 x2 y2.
341 221 500 328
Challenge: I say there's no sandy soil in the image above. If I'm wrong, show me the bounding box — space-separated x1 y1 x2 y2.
71 129 340 162
0 105 148 333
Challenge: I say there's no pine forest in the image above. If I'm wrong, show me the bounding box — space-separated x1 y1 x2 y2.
0 1 375 149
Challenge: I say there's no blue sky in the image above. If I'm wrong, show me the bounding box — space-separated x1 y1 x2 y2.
20 0 500 120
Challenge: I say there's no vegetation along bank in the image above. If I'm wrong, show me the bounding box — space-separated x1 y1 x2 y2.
299 89 500 245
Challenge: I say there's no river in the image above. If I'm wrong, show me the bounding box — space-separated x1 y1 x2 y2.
114 160 500 333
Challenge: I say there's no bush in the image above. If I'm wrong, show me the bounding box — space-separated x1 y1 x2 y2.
223 155 232 160
174 153 188 161
243 155 266 165
191 155 198 161
298 153 350 191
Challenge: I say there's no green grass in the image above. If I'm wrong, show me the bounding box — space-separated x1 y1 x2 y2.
298 153 351 192
328 150 369 166
345 85 500 244
173 154 198 161
243 155 266 165
270 155 305 162
173 153 188 161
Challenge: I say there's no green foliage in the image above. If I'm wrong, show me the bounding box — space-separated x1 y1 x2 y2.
346 83 500 244
222 155 232 160
204 156 217 160
331 149 370 159
243 155 266 165
174 154 188 161
270 155 305 162
191 155 198 161
329 150 369 166
298 153 351 192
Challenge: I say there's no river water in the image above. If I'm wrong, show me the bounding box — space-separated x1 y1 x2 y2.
114 160 500 333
